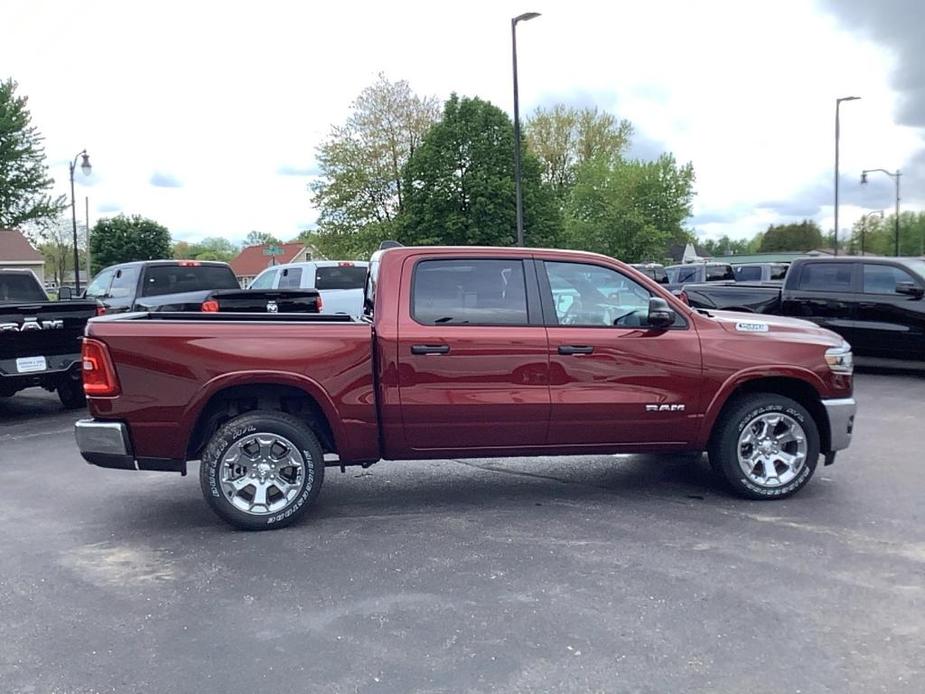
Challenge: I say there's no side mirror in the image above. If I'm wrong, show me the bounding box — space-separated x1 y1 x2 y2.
896 281 924 298
647 297 676 329
58 286 73 301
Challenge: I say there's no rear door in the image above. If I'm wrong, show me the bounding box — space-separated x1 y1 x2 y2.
540 260 703 448
781 261 859 346
396 256 550 452
854 263 925 359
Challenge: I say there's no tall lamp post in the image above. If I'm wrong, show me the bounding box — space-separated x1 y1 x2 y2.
512 11 540 247
834 96 861 256
859 209 884 256
69 150 92 292
860 168 901 256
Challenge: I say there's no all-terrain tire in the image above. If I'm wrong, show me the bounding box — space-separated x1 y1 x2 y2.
708 394 820 500
199 411 325 530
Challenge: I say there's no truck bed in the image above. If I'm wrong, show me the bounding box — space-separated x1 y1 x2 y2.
85 313 378 467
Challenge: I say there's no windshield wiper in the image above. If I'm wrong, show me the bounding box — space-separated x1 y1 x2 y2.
434 316 469 324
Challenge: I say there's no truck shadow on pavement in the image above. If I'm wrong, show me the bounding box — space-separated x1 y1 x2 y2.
98 453 787 534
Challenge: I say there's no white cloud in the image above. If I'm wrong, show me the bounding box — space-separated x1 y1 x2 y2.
3 0 922 245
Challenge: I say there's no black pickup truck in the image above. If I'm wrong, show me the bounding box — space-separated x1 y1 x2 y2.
86 260 321 314
683 256 925 361
1 269 98 407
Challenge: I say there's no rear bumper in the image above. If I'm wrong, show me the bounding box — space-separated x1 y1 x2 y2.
75 418 187 473
75 419 136 469
822 397 856 452
0 355 80 391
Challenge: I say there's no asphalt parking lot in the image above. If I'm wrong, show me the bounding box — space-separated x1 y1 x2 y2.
1 372 923 694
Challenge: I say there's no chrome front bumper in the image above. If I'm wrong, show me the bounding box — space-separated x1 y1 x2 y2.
75 419 136 470
822 398 857 452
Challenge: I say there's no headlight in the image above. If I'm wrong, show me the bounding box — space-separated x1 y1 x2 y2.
825 343 853 374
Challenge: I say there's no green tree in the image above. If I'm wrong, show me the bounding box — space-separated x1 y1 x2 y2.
759 220 823 252
244 230 282 247
561 154 695 262
399 94 560 248
526 104 633 203
847 211 925 256
0 78 64 228
311 74 440 259
173 237 238 262
700 235 750 257
89 215 171 272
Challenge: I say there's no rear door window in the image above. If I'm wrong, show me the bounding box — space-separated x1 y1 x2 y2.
797 263 855 292
770 265 789 280
412 259 528 325
707 265 734 281
278 267 303 289
141 265 239 296
734 266 762 281
315 265 368 290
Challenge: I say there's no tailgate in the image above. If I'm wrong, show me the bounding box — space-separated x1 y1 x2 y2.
0 301 96 371
208 289 322 313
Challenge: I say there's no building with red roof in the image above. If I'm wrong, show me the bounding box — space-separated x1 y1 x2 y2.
229 242 311 287
0 229 45 283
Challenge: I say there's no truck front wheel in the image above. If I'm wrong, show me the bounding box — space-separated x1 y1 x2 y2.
199 411 325 530
708 394 820 500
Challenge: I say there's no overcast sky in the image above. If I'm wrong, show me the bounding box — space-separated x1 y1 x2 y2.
4 0 923 246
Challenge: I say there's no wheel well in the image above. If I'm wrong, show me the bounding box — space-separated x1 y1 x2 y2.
714 377 830 452
187 384 336 460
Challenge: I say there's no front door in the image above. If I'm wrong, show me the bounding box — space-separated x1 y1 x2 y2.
855 263 925 359
780 261 859 346
397 257 550 453
539 260 703 449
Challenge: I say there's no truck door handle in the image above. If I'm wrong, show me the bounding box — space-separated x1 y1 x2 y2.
411 344 450 355
558 345 594 355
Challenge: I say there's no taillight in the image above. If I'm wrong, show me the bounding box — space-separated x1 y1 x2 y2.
178 260 201 267
201 299 220 312
82 338 121 396
315 294 323 313
96 305 107 316
677 290 690 306
338 262 354 267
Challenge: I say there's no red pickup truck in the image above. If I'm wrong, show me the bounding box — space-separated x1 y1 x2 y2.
75 245 857 530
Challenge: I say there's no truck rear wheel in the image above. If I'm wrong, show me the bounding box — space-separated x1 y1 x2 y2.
57 377 87 409
708 394 819 500
199 411 325 530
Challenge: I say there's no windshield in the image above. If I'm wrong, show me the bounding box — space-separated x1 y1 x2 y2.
315 266 368 290
0 273 46 303
141 264 239 297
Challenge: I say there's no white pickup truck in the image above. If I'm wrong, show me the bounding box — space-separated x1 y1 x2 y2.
248 261 368 315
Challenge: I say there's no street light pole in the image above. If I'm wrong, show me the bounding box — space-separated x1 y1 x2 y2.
860 168 901 256
85 196 92 281
834 96 861 257
512 11 540 247
68 150 92 292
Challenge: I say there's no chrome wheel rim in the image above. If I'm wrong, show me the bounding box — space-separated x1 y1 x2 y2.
737 413 807 488
220 433 306 515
